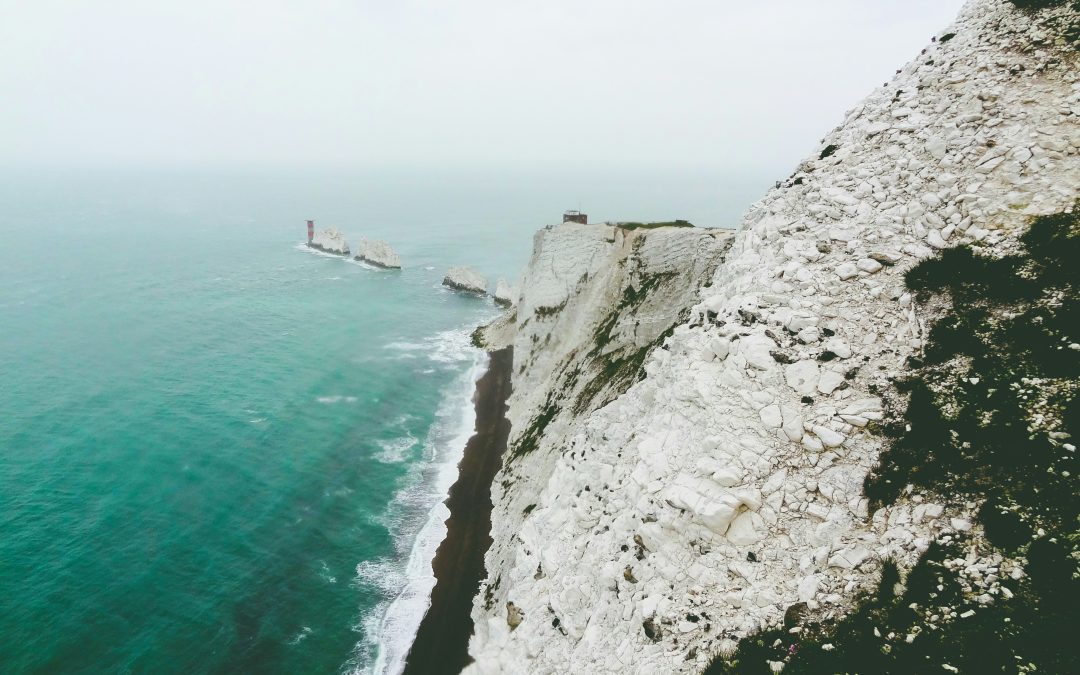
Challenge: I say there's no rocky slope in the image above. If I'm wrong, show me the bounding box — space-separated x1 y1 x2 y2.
463 1 1079 673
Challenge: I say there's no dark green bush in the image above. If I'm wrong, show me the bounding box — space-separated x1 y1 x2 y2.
1009 0 1073 10
703 206 1079 674
616 220 694 230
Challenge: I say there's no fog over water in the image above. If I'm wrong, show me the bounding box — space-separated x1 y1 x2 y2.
2 0 965 172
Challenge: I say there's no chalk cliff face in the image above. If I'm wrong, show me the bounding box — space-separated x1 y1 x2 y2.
464 1 1079 673
493 279 518 307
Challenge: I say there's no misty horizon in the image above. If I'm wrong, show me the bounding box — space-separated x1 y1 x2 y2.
3 0 966 172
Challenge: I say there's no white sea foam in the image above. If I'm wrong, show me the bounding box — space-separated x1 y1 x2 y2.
316 395 359 405
295 241 348 259
383 327 476 365
346 257 381 270
375 433 419 464
318 560 338 584
349 337 488 675
287 626 313 646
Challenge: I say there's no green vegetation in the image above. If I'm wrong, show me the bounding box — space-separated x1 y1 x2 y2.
704 536 1076 674
534 300 568 319
574 324 677 416
510 261 683 459
512 395 561 459
704 207 1079 674
573 270 679 414
1009 0 1074 10
866 208 1078 540
616 220 694 231
470 325 487 349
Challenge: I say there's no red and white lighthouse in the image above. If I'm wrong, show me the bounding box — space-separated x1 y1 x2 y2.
306 219 315 243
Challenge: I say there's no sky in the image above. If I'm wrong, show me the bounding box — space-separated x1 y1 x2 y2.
0 0 967 171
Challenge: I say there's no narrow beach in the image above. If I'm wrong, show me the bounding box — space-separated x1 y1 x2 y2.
402 346 513 675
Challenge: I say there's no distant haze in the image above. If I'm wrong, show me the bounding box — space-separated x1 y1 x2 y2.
1 0 965 171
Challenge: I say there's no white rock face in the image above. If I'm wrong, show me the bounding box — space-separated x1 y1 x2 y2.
493 278 518 307
308 227 350 256
463 2 1080 673
354 238 401 269
443 266 488 295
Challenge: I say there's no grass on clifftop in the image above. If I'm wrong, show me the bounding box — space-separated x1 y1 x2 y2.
616 220 694 230
704 206 1079 674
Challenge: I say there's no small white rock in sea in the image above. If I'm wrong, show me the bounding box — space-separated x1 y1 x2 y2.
308 227 350 256
443 266 488 295
355 238 402 269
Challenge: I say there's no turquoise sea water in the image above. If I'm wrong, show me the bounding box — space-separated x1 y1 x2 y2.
0 166 771 674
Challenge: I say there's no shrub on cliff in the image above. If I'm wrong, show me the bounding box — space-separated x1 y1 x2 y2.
1009 0 1075 10
704 206 1079 674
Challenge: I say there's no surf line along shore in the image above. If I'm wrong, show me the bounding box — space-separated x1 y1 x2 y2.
402 346 513 675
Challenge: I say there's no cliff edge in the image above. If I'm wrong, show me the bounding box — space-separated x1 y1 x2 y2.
464 1 1079 673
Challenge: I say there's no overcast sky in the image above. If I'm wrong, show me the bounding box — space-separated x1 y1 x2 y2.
0 0 966 171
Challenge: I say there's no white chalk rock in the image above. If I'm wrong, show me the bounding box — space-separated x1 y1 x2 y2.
835 262 859 280
812 425 846 448
355 238 401 268
308 227 350 256
857 258 883 274
739 334 776 371
443 266 488 295
785 361 820 395
494 279 518 307
818 370 846 395
823 338 853 359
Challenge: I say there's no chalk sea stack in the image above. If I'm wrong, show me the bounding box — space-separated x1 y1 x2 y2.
308 227 350 256
442 266 488 295
355 238 402 269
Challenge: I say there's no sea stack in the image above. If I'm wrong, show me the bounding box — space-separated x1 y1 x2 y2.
355 238 402 269
308 227 350 256
442 266 487 295
493 279 517 307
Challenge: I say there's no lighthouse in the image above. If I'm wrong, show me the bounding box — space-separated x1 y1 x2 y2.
306 219 314 243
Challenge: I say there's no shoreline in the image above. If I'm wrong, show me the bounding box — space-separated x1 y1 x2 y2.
401 346 513 675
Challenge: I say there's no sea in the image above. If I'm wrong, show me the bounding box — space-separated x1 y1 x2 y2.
0 165 772 674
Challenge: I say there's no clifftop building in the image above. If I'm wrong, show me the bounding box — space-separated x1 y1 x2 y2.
562 210 587 225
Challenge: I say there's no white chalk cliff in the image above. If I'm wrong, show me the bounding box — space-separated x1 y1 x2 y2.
309 227 350 256
355 238 402 269
444 266 489 295
464 1 1079 673
493 279 518 307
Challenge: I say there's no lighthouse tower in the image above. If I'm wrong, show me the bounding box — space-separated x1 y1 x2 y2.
306 220 315 243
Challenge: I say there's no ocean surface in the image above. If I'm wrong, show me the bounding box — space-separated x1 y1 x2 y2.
0 166 771 674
